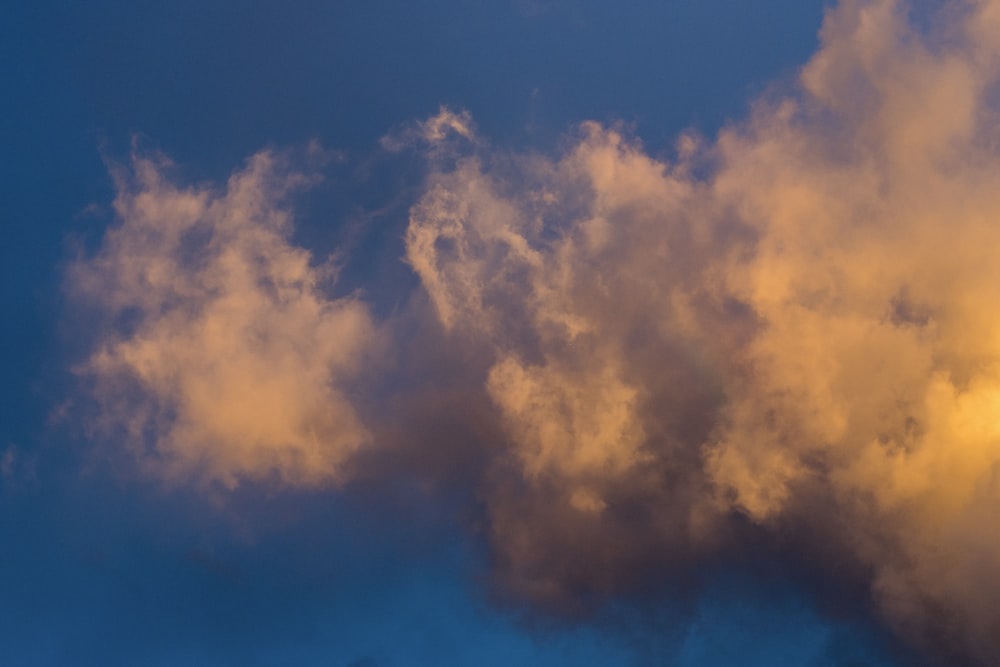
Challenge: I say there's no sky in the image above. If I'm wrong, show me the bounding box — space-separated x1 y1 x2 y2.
5 0 1000 665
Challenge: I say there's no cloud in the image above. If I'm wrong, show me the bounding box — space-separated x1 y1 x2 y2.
0 444 35 490
380 106 477 153
401 1 1000 661
404 115 746 616
70 147 377 488
68 0 1000 663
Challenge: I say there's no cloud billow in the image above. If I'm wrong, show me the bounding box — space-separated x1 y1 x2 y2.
70 148 377 488
71 0 1000 663
405 0 1000 661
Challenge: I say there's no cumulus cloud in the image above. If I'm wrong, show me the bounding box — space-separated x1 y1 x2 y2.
404 114 744 612
402 1 1000 661
69 0 1000 663
70 148 377 488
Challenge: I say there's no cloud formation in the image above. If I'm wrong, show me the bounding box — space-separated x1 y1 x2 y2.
71 0 1000 663
404 0 1000 661
71 148 376 487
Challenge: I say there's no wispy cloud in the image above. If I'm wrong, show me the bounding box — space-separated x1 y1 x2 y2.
70 148 377 488
380 106 477 153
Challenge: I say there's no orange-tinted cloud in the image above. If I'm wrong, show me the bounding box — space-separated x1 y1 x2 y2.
69 0 1000 662
404 1 1000 660
70 148 377 488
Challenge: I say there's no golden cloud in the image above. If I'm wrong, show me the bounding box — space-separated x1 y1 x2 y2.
404 1 1000 660
70 1 1000 662
71 149 377 487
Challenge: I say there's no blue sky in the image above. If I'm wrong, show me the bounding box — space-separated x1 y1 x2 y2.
7 1 1000 665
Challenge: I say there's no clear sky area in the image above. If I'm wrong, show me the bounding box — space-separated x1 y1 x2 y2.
4 1 1000 665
